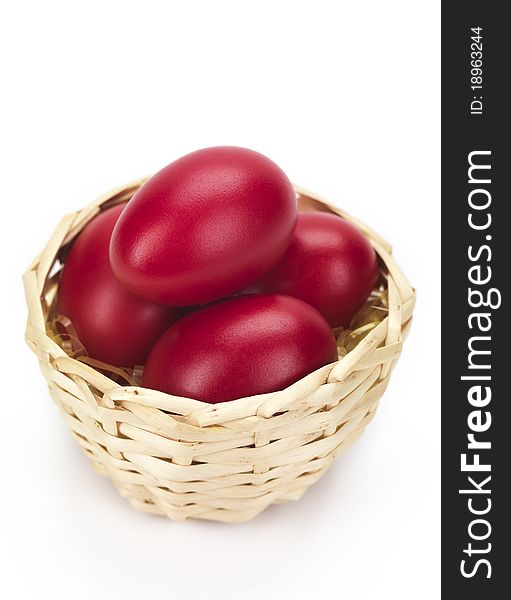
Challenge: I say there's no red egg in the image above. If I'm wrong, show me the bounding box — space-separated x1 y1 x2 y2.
142 294 338 403
244 212 379 327
57 204 180 367
110 147 297 306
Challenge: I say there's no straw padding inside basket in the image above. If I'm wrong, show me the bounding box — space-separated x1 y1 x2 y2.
23 179 416 522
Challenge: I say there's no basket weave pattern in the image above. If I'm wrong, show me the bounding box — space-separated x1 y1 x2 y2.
24 180 415 523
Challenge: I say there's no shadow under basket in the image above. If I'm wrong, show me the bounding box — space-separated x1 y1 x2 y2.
23 179 416 523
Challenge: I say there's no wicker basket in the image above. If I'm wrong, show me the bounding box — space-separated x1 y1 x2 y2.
23 179 415 523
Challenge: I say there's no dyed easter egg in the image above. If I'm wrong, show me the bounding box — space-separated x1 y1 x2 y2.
110 147 297 305
57 204 180 366
142 294 337 403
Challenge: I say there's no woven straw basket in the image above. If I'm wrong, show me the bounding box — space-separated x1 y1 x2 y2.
24 179 415 523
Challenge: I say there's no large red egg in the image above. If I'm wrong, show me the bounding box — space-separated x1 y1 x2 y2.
142 294 338 403
244 212 379 327
57 204 180 367
110 147 297 306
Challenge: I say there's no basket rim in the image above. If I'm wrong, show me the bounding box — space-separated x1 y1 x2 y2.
23 177 416 425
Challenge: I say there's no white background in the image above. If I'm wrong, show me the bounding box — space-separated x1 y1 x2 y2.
1 2 440 599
